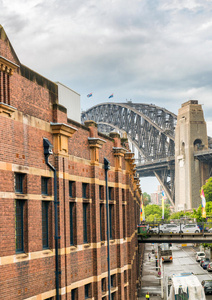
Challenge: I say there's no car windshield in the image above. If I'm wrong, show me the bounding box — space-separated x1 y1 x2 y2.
198 253 205 256
205 282 212 287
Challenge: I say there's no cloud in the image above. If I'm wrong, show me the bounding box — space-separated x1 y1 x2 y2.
0 0 212 121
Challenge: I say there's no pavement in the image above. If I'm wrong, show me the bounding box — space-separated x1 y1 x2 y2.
138 244 162 300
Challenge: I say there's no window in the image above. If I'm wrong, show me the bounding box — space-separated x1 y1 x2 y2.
82 183 88 199
71 288 77 300
41 177 49 195
122 204 126 238
111 292 116 300
101 278 106 293
109 204 113 239
99 185 104 200
124 270 127 283
109 187 113 200
15 173 25 194
15 200 25 253
100 203 104 241
83 203 89 243
69 181 75 198
70 202 75 245
85 283 91 299
111 274 116 288
122 189 125 202
42 201 49 249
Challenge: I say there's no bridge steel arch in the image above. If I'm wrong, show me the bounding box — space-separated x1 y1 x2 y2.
81 102 177 205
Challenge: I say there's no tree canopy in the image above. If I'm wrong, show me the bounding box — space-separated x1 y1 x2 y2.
202 177 212 202
144 204 170 222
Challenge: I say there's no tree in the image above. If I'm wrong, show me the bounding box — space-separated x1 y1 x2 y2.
144 204 170 222
169 210 192 220
143 192 151 206
202 177 212 202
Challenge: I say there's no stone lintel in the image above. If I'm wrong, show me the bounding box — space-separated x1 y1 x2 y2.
50 123 77 156
112 147 127 156
124 152 134 160
0 102 16 118
88 137 106 148
51 123 77 137
84 120 97 128
0 56 20 75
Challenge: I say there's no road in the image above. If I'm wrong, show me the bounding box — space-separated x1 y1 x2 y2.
163 244 212 299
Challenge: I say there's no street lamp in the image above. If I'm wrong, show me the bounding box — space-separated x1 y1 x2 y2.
43 138 60 300
104 157 111 300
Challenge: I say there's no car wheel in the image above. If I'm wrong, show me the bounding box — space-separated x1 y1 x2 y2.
159 230 163 234
179 231 183 233
195 230 199 233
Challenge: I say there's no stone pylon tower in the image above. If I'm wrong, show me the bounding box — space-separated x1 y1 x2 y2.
175 100 208 211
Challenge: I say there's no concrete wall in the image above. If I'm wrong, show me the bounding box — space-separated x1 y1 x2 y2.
56 81 81 123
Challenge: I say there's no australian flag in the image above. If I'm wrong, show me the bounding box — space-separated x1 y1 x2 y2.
108 94 113 99
87 93 92 98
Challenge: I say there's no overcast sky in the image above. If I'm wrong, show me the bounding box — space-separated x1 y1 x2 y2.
1 0 212 194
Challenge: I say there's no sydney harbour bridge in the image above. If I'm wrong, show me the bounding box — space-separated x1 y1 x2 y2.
81 102 177 206
81 101 212 208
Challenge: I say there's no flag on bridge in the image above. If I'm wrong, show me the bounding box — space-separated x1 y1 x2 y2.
200 188 206 218
108 94 114 99
87 93 92 98
162 191 165 219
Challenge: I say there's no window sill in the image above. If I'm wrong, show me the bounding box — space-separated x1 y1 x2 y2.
15 193 28 199
84 243 91 248
101 241 105 245
42 249 52 255
15 253 28 259
110 239 115 244
70 245 77 251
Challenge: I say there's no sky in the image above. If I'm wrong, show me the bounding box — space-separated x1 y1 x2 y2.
1 0 212 194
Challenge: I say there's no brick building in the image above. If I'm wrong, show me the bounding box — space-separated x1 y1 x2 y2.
0 25 141 300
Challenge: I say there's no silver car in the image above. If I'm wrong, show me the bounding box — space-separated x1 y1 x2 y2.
181 224 200 233
161 224 180 233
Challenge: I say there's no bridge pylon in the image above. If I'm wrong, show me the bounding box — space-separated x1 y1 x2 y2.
175 100 208 211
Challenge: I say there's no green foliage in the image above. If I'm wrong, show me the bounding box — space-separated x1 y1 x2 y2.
202 177 212 202
143 192 151 206
169 210 192 220
144 204 170 222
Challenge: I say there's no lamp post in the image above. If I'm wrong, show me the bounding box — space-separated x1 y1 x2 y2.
43 138 60 300
104 157 111 300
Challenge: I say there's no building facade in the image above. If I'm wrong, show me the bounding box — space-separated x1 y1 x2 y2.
0 25 141 300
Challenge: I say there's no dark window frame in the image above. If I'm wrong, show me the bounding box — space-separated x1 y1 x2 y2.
83 203 89 243
109 204 113 240
85 283 91 299
42 201 49 249
15 173 24 194
15 200 25 253
82 183 88 199
70 202 75 246
41 177 49 195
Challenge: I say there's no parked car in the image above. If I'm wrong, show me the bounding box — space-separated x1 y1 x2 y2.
149 224 166 234
200 257 210 267
202 260 210 270
162 224 180 233
207 262 212 272
196 252 206 262
201 280 212 295
208 228 212 233
181 224 200 233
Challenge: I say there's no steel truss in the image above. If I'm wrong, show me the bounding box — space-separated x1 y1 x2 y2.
81 102 177 204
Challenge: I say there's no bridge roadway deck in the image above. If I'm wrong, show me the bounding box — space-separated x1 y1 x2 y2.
138 232 212 243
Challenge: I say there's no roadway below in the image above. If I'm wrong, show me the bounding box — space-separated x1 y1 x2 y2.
138 243 212 300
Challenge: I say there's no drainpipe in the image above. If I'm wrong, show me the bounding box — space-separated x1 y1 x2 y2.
104 157 111 300
43 138 60 300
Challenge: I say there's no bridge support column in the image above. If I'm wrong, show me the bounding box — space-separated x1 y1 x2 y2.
175 100 208 211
